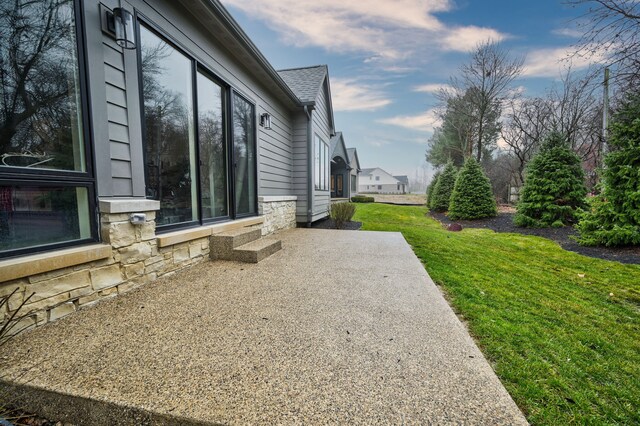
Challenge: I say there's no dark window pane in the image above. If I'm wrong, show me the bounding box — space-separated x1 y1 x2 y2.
0 184 91 253
0 0 86 172
197 72 228 219
232 94 256 215
140 25 197 226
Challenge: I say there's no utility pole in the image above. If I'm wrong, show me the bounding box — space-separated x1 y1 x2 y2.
602 67 610 153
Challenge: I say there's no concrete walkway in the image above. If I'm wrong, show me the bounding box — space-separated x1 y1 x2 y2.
1 229 527 425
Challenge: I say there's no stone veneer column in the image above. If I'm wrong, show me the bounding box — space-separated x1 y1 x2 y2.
257 196 298 236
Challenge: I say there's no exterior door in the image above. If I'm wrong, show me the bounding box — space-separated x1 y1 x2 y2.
336 175 343 198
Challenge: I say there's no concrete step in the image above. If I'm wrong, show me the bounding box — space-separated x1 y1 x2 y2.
210 227 262 260
232 238 282 263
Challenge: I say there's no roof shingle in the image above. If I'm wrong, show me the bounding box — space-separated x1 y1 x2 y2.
277 65 327 103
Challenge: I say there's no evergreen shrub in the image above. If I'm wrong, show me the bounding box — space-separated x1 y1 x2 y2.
429 162 457 212
449 157 497 219
514 132 587 227
577 95 640 246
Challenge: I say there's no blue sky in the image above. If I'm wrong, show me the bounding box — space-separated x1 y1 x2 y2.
221 0 598 182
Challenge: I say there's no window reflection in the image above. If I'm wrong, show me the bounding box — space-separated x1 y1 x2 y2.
140 25 197 226
233 94 256 215
0 185 90 253
0 0 85 172
197 72 228 219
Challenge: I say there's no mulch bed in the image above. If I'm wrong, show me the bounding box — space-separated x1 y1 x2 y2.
309 218 362 230
430 211 640 265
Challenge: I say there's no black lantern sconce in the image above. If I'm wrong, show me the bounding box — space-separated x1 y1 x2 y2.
104 5 136 50
260 113 272 130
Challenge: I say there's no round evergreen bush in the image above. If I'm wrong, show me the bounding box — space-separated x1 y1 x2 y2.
577 95 640 246
426 170 441 207
449 157 497 219
514 132 587 227
429 162 457 212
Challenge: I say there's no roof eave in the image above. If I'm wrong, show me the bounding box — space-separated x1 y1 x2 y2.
203 0 302 107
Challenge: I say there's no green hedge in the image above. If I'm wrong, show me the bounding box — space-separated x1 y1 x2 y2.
351 195 375 203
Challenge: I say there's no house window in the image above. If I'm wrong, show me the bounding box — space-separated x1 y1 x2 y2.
351 176 356 192
197 71 228 219
378 185 382 190
232 93 257 216
140 25 197 226
397 184 400 191
139 22 257 230
314 135 329 190
375 176 380 181
0 0 96 258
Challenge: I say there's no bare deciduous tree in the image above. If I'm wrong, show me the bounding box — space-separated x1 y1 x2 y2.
444 41 524 162
568 0 640 89
501 68 604 191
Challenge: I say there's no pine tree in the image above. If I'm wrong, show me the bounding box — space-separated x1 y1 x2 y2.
429 162 457 212
514 131 587 227
426 170 441 207
449 157 497 219
577 94 640 246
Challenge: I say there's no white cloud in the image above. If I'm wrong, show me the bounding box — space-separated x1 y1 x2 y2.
521 46 606 77
222 0 509 65
378 109 441 133
331 78 392 111
552 27 583 39
413 83 452 94
440 26 508 52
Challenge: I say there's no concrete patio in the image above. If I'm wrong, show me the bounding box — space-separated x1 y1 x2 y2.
0 229 527 425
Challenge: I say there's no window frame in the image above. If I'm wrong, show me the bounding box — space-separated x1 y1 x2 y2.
136 15 258 233
0 0 98 259
229 89 259 219
314 134 329 191
195 65 231 225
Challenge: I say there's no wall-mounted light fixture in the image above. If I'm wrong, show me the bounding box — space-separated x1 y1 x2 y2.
104 5 136 50
260 113 272 130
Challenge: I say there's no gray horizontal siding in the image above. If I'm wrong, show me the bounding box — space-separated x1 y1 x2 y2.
311 82 331 220
104 35 133 196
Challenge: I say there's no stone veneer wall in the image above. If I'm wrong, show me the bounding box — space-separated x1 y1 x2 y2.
1 196 295 335
258 196 297 236
0 209 211 336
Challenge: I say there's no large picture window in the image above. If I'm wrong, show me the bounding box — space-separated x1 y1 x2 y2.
314 135 329 190
140 25 197 227
0 0 95 258
232 94 257 216
139 21 257 230
197 71 228 220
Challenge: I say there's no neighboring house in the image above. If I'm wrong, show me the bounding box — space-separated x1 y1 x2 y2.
393 175 409 194
328 132 361 199
359 168 407 194
0 0 339 332
347 148 361 197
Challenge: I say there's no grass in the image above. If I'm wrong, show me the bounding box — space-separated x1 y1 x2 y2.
353 203 640 425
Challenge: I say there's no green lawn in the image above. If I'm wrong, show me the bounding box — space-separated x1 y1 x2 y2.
354 203 640 425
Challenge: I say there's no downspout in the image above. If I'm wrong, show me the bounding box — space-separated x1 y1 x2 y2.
304 105 314 227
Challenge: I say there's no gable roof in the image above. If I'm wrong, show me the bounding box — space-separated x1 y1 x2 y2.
394 175 409 185
347 148 361 172
277 65 327 104
329 132 349 164
277 65 336 136
360 168 377 176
